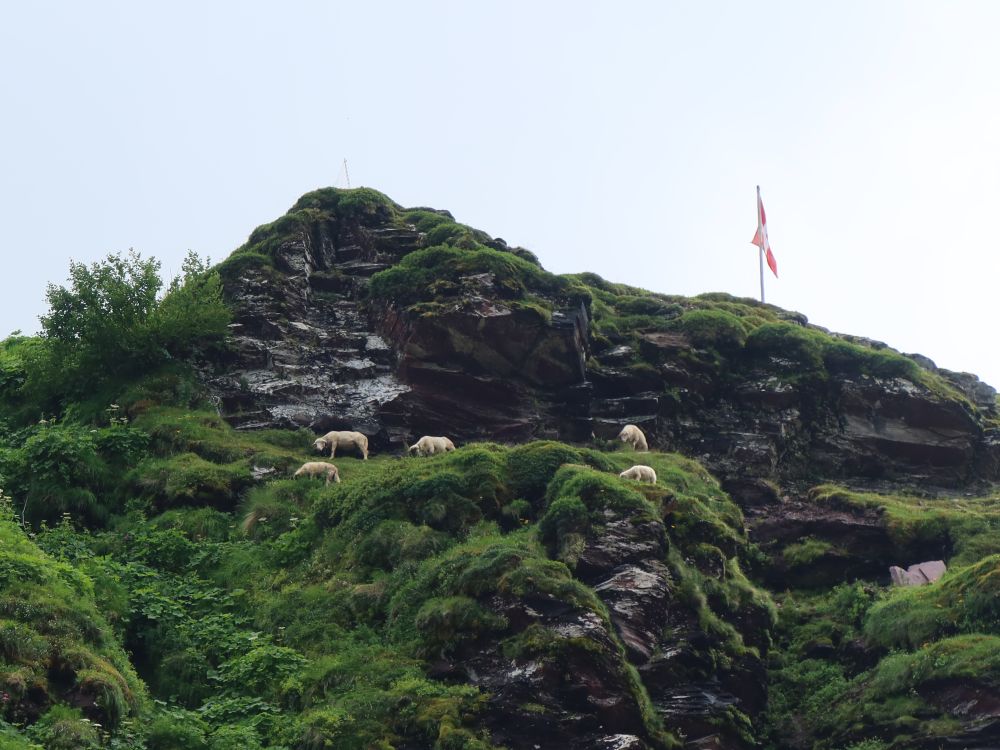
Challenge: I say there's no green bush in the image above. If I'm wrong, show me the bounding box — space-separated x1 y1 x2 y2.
208 725 263 750
20 250 229 414
146 709 210 750
213 644 308 700
25 706 100 750
13 423 110 525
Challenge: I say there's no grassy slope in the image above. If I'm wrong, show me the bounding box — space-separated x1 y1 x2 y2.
2 187 999 748
0 395 775 748
764 485 1000 750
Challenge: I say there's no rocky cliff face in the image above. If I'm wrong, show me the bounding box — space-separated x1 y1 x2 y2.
207 188 1000 493
197 188 1000 748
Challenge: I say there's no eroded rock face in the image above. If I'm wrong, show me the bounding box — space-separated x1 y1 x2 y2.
208 196 999 491
430 592 662 749
210 205 594 450
209 212 420 442
748 493 896 587
574 507 764 749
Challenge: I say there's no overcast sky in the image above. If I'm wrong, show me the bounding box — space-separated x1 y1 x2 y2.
3 2 999 387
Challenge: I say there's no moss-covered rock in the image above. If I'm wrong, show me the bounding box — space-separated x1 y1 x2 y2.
0 514 145 731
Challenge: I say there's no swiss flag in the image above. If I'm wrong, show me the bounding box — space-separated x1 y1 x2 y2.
752 187 778 278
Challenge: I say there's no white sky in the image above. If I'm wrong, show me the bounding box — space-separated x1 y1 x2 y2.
2 2 999 387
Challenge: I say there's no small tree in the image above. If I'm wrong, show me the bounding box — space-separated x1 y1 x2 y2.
40 250 163 385
22 250 230 412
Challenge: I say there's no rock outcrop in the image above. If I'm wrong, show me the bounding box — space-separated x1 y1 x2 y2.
206 187 1000 493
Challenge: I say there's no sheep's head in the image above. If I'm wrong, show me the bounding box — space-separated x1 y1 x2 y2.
313 438 328 452
407 443 421 456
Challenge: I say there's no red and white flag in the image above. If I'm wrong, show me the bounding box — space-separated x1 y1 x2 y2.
752 186 778 278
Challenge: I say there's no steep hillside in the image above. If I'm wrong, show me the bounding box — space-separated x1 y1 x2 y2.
1 186 1000 749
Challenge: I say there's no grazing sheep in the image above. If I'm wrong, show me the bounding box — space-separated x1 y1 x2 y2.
619 465 657 484
313 430 369 460
407 435 456 457
617 424 649 452
293 461 341 485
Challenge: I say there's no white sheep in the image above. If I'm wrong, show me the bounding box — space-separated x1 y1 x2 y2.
293 461 341 485
313 430 369 460
407 435 456 457
619 465 657 484
617 424 649 452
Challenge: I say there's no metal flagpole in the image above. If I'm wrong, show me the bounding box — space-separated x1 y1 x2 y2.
757 185 765 304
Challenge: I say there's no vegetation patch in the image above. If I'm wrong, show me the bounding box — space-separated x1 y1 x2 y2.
0 512 145 731
809 484 1000 567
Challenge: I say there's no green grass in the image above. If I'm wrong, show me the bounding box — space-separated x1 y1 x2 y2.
864 554 1000 649
809 484 1000 567
0 514 146 731
368 243 589 310
18 427 768 747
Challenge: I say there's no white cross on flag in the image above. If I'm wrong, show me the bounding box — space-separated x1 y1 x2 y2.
752 186 779 278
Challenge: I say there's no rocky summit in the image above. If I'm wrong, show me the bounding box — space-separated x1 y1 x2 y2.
3 186 1000 750
208 187 999 493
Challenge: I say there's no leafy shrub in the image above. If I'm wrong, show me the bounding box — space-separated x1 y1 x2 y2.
208 725 263 750
146 709 210 750
21 250 229 413
213 644 308 700
8 425 110 523
25 706 100 750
